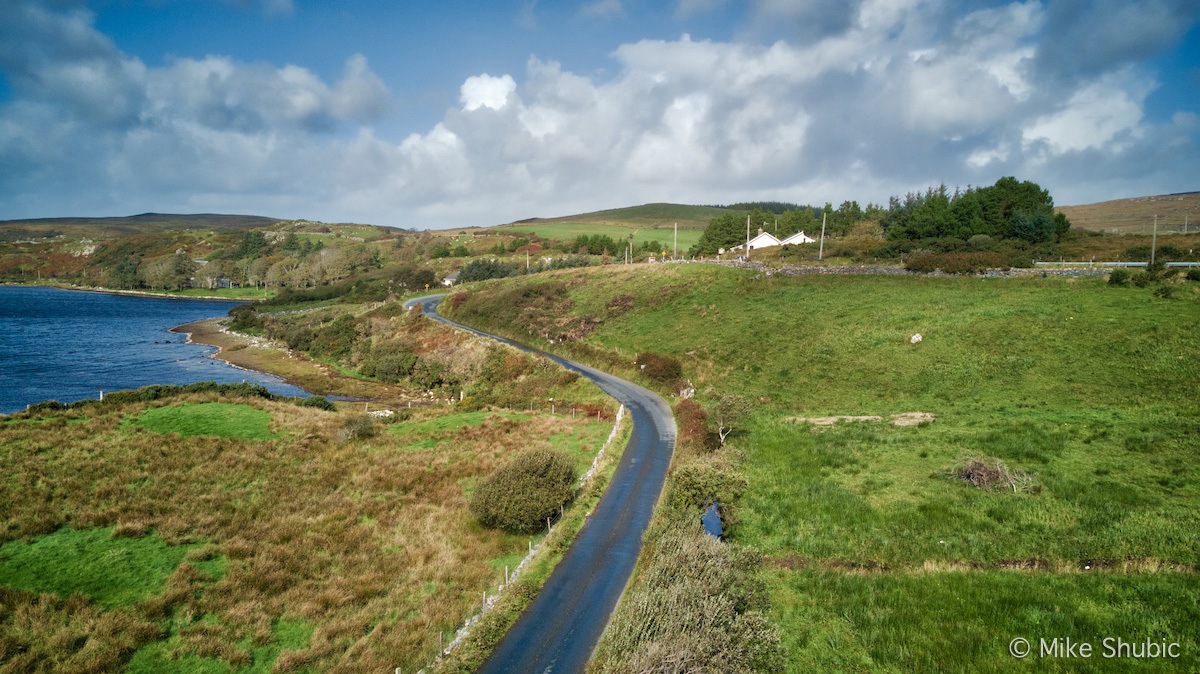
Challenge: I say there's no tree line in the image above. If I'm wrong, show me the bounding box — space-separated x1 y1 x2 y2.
690 176 1069 257
881 177 1068 243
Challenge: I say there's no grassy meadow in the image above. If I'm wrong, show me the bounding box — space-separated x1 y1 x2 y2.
1 380 615 671
447 262 1200 672
495 221 704 251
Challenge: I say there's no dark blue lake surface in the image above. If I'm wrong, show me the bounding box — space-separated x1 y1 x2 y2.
0 285 308 414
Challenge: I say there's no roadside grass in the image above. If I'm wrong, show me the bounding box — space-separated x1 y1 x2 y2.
446 262 1200 671
432 415 633 673
741 416 1200 567
128 401 276 439
0 386 610 672
769 568 1200 673
390 410 611 475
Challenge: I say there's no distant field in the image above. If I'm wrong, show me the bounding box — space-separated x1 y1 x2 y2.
1058 192 1200 234
514 202 731 227
487 202 725 250
495 221 703 250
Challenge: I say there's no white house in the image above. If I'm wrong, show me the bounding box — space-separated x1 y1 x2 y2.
732 231 782 252
780 230 816 245
442 271 460 286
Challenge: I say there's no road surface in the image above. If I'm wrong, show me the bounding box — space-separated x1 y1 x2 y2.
404 295 676 674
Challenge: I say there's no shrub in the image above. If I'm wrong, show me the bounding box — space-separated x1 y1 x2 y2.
595 523 783 673
99 382 273 406
24 400 66 414
337 415 377 442
227 304 261 331
470 448 576 533
667 455 748 516
634 352 683 386
674 399 717 455
1187 268 1200 282
299 395 336 411
966 234 996 251
458 258 516 283
904 251 1010 274
1107 268 1131 286
309 315 358 360
1156 244 1183 261
361 348 418 383
1154 285 1177 300
1131 271 1154 288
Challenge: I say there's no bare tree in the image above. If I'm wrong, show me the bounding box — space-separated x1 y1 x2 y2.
714 393 751 446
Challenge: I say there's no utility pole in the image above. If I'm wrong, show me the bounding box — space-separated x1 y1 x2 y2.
673 222 677 261
746 214 750 259
1151 214 1158 265
818 212 827 260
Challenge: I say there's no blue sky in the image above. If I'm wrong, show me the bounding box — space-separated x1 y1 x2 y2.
1 0 1198 228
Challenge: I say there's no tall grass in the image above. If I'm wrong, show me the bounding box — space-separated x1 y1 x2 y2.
0 379 614 671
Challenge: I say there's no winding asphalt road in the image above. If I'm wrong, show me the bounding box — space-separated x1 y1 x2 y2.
403 295 676 674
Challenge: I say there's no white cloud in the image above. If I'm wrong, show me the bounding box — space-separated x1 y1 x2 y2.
460 74 517 111
0 0 1196 227
1021 69 1149 155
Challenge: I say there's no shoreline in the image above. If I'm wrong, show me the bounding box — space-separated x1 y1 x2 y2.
171 318 421 405
1 280 261 302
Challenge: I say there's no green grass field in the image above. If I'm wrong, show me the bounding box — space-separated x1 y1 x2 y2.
446 262 1200 672
0 527 196 608
130 402 277 439
495 221 704 251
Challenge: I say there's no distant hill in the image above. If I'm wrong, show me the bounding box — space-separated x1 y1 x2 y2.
1058 192 1200 234
0 213 282 242
508 203 734 229
486 203 735 251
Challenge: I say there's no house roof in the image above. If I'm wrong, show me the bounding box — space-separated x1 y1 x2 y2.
780 230 816 245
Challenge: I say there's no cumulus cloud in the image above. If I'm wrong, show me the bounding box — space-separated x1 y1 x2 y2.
0 0 1196 227
460 74 517 112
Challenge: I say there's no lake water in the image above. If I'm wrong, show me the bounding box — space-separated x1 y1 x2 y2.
0 285 308 414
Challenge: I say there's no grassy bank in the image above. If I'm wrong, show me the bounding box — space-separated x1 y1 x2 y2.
174 317 415 403
446 262 1200 671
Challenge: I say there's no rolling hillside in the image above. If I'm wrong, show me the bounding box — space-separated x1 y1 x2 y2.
488 203 735 250
0 213 282 242
1057 191 1200 234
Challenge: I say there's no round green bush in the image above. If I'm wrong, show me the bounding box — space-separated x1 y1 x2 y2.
1107 268 1130 286
299 395 336 411
470 448 576 533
